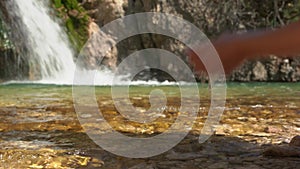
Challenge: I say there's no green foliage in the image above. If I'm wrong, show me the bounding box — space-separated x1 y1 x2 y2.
197 0 300 37
0 19 13 50
283 1 300 22
53 0 63 8
51 0 90 53
62 0 81 10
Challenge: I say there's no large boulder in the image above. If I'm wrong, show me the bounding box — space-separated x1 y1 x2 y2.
76 0 300 82
118 0 300 82
78 22 117 70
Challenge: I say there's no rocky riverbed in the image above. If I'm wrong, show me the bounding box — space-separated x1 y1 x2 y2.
0 83 299 168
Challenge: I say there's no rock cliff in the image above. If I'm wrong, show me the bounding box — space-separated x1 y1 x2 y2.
0 0 299 82
80 0 300 82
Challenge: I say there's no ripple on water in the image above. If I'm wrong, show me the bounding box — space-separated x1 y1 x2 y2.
0 83 299 168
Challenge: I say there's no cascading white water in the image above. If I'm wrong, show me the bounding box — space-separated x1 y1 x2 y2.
9 0 129 85
6 0 177 86
13 0 75 82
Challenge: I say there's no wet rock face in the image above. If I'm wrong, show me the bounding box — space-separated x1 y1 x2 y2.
81 0 125 26
251 61 268 81
230 56 300 82
116 0 214 81
0 1 29 55
290 135 300 147
83 0 300 82
78 22 117 70
124 0 300 82
0 1 31 81
78 0 124 71
263 135 300 157
0 49 29 81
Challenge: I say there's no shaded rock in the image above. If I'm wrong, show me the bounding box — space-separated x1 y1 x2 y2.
264 55 281 81
120 0 300 82
128 163 156 169
230 60 256 82
157 161 199 169
0 1 31 80
82 0 126 26
96 0 125 26
0 48 29 81
2 0 300 82
289 135 300 147
251 61 267 81
166 151 206 160
263 145 300 157
68 9 79 18
207 162 229 169
279 59 294 81
78 22 117 70
236 164 262 169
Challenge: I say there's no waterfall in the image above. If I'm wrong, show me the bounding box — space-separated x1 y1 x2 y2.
1 0 175 85
2 0 127 85
11 0 75 82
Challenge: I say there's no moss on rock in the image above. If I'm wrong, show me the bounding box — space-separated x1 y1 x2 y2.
51 0 90 53
0 19 13 50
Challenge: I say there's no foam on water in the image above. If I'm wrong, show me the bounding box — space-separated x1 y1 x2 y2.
4 0 190 86
8 0 136 86
13 0 75 81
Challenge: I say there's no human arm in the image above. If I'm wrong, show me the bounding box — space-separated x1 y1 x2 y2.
187 20 300 74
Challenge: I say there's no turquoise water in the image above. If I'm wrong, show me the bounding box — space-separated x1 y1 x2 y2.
0 82 299 105
0 82 299 168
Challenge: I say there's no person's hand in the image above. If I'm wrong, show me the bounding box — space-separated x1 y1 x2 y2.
186 33 248 75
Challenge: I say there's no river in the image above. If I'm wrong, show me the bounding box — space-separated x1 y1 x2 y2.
0 83 299 168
